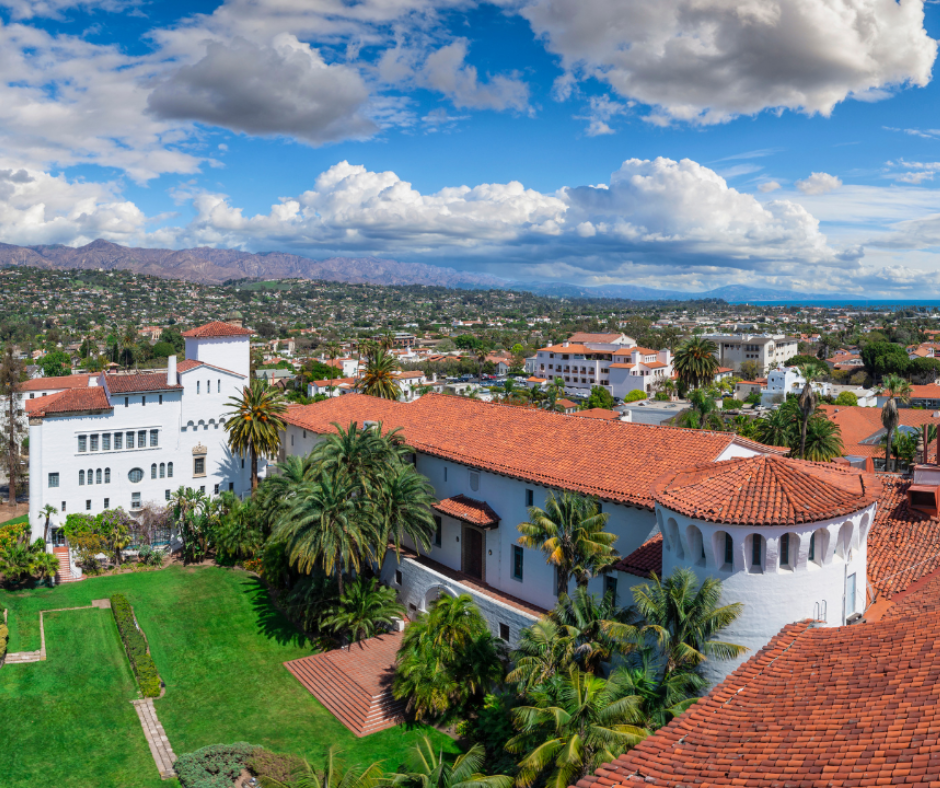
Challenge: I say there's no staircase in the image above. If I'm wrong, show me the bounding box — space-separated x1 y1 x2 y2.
53 547 80 584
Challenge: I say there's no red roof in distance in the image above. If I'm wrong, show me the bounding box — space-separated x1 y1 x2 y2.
180 321 252 338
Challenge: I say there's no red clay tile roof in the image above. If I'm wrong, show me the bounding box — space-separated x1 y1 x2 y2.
284 631 405 737
433 495 500 528
28 386 112 417
652 455 880 526
180 320 252 338
282 394 785 510
540 343 598 354
613 533 662 578
574 615 940 788
568 333 627 343
868 478 940 599
909 383 940 400
818 404 940 461
20 373 92 392
105 372 182 394
573 408 622 420
177 359 243 376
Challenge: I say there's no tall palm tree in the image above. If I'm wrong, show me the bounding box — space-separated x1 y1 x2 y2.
275 469 380 595
754 399 798 448
507 668 648 788
879 373 914 472
376 464 437 562
120 323 137 369
322 576 405 644
673 337 719 391
474 345 488 380
796 362 826 458
393 594 503 721
257 746 385 788
224 378 288 490
254 453 318 534
386 737 510 788
358 348 401 400
632 568 745 677
802 417 844 462
313 421 408 493
517 492 618 597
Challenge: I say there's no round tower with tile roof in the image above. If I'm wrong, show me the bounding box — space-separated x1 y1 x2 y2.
652 454 879 685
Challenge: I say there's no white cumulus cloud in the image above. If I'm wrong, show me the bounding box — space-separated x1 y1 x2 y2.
796 172 843 195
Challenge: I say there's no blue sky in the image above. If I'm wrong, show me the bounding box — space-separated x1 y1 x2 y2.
1 0 940 295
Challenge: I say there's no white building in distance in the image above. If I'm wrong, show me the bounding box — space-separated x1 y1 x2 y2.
27 321 254 578
703 333 799 374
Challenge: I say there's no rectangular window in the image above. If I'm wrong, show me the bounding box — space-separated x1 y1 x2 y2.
114 432 122 450
395 570 403 585
199 485 205 495
214 483 220 495
498 623 510 642
78 435 87 453
228 482 234 492
124 397 129 408
159 395 163 405
605 574 618 598
85 499 91 511
444 466 448 482
131 492 141 509
90 434 99 451
780 533 790 566
846 573 857 617
512 545 524 580
469 471 480 491
434 515 442 547
102 433 111 451
752 536 762 567
197 381 200 394
61 501 66 512
165 489 171 501
150 429 158 447
126 431 134 449
104 468 110 483
724 533 734 567
137 430 146 448
809 533 816 562
194 457 205 475
142 396 146 406
103 498 109 509
48 472 59 488
525 489 534 507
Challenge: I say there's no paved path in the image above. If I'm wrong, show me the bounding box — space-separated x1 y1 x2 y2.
131 699 177 779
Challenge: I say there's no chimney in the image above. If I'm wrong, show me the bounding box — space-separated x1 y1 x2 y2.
167 355 177 387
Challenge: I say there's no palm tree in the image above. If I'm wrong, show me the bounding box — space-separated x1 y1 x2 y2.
475 345 488 380
224 378 288 490
802 417 844 462
322 576 405 644
120 323 137 369
275 469 380 595
254 453 318 534
517 492 618 597
878 373 914 472
358 348 401 400
323 340 342 397
257 746 385 788
387 737 511 788
313 421 408 493
393 594 503 721
673 337 719 391
376 464 437 562
507 619 572 692
796 363 826 458
754 399 798 448
676 389 724 430
632 568 746 678
507 668 648 788
41 504 58 544
609 647 704 731
213 491 264 560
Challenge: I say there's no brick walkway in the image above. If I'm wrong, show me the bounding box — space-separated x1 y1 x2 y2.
131 699 177 779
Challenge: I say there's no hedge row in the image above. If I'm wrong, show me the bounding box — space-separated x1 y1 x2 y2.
110 593 161 697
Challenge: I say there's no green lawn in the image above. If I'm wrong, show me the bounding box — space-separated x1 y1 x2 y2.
0 514 28 527
1 566 456 786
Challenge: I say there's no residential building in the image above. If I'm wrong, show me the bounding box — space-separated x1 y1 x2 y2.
703 333 799 374
762 365 830 406
27 321 254 578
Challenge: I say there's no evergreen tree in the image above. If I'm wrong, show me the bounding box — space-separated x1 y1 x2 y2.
0 346 25 512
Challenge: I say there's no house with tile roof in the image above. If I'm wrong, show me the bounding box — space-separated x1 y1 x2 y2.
280 394 785 647
27 321 254 580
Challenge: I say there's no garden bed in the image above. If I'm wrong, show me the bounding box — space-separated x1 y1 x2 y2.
111 593 163 698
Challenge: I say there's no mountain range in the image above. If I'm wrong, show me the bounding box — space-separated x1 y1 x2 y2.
0 239 856 303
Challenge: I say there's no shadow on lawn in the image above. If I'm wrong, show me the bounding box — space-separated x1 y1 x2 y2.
244 577 312 649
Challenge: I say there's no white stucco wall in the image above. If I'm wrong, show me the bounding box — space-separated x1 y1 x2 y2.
184 335 250 381
658 501 874 686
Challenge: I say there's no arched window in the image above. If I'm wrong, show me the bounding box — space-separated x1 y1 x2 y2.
809 529 828 567
197 381 201 394
96 469 102 485
167 462 174 478
160 463 165 478
88 468 94 485
104 468 111 484
666 518 683 560
151 463 157 479
780 533 799 570
748 534 764 574
79 470 85 486
713 531 733 571
836 522 854 561
686 525 706 567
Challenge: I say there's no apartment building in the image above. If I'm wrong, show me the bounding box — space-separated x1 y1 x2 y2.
703 333 799 374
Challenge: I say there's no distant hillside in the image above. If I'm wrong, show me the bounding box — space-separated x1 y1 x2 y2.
0 240 508 290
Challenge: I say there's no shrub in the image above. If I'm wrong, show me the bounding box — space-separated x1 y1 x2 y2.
653 391 670 401
175 743 262 788
721 398 739 410
137 546 163 567
110 593 162 697
246 749 306 784
834 391 858 407
623 389 647 403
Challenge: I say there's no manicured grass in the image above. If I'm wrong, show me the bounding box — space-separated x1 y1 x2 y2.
0 607 168 788
0 514 28 527
1 566 456 782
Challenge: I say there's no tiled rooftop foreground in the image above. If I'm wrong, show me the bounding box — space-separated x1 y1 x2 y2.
575 607 940 788
284 631 407 737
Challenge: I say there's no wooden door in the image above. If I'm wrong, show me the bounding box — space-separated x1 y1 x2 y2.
462 527 484 580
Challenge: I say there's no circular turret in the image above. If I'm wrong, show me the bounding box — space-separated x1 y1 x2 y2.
652 454 880 684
